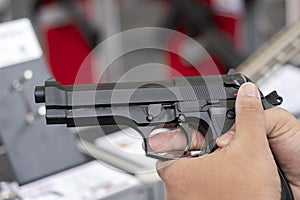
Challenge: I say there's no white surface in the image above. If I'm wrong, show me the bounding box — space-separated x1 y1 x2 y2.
211 0 244 15
257 64 300 114
94 128 163 170
286 0 300 25
0 18 42 69
20 161 140 200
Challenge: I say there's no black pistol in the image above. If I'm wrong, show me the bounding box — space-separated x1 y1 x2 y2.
34 70 293 199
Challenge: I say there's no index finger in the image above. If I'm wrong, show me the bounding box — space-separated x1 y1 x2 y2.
144 128 205 153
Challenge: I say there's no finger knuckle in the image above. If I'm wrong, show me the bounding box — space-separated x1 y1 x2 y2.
269 107 290 117
267 107 299 129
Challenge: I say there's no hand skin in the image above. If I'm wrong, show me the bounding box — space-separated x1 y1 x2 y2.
265 107 300 199
148 83 286 200
217 107 300 199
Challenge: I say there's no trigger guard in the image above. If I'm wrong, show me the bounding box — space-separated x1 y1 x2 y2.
141 124 194 160
177 123 192 155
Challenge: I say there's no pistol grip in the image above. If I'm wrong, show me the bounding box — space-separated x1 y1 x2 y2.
204 107 235 153
278 162 294 200
208 108 293 199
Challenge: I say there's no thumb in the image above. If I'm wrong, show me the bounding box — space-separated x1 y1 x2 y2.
234 83 267 148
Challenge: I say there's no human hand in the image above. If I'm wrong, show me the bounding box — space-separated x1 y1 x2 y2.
217 107 300 199
148 83 282 200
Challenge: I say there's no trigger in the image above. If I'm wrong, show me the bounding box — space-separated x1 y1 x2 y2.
178 123 192 155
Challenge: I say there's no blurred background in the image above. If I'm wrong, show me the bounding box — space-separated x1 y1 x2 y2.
1 0 300 199
2 0 297 84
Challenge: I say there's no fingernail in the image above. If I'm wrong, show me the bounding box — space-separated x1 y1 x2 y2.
242 83 259 98
217 131 235 146
228 131 235 136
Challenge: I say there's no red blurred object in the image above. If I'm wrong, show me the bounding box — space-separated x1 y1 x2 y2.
166 31 224 77
37 0 94 84
43 23 93 84
165 0 244 78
